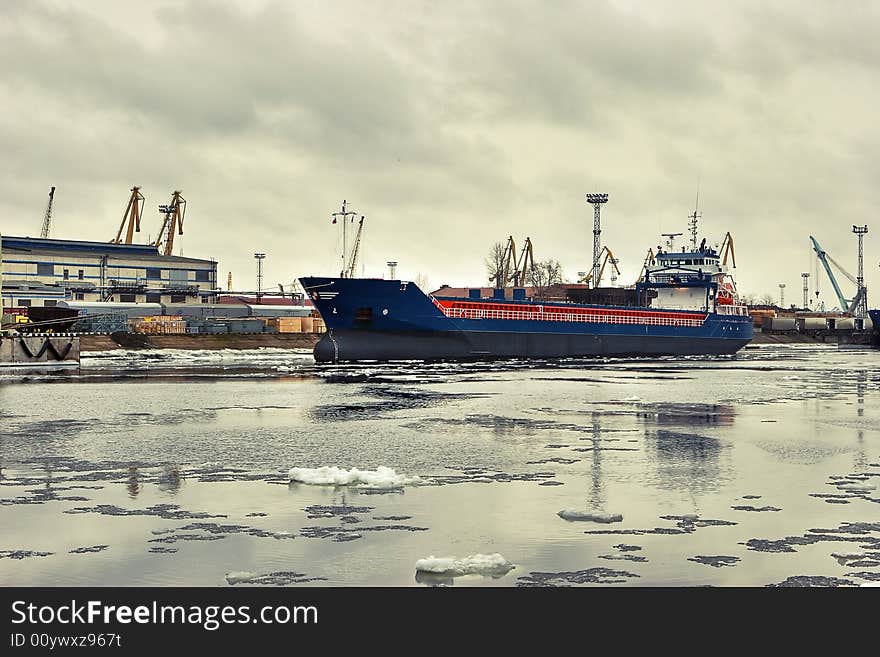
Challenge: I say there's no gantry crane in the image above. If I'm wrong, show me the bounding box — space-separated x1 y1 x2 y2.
579 245 621 287
112 186 145 244
40 187 56 238
344 216 365 278
154 191 186 256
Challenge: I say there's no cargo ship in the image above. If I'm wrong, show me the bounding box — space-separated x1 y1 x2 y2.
300 234 753 363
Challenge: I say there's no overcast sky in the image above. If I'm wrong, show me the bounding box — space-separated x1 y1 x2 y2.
2 0 878 308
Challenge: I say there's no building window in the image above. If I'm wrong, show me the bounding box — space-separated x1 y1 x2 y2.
44 300 57 307
195 270 210 282
37 263 54 276
63 268 69 280
170 294 186 303
19 299 32 307
146 293 162 304
75 293 85 301
120 294 136 303
201 296 209 304
78 269 84 280
146 267 163 279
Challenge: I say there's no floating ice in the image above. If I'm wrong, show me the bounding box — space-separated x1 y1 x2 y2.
225 571 256 585
289 466 422 489
831 552 868 561
415 553 514 578
557 510 623 523
622 396 641 402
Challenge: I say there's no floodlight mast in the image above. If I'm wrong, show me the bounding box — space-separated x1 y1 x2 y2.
586 193 609 288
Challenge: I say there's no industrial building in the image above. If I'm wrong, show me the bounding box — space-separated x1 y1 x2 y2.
1 235 218 308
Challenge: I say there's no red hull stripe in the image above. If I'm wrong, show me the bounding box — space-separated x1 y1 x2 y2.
432 298 708 327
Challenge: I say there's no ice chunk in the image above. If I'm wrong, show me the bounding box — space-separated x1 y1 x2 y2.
225 571 256 585
289 465 422 489
557 510 623 523
415 553 514 578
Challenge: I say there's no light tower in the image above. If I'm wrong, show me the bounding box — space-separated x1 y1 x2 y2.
779 283 786 308
254 253 266 303
801 272 810 309
387 261 398 280
586 193 609 288
853 225 868 318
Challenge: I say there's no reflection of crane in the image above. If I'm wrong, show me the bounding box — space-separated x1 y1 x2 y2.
579 246 621 287
810 235 856 312
40 187 56 238
513 237 536 287
154 191 186 256
112 186 145 244
344 216 365 278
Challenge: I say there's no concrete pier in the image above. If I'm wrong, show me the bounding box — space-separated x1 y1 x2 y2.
0 333 81 373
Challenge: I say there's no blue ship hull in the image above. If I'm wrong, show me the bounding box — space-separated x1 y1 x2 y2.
300 277 754 363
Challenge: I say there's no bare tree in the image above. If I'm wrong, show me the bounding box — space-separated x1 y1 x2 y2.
529 259 565 298
485 242 507 287
759 293 775 306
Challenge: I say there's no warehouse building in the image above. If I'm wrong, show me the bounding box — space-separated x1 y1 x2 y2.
1 235 217 308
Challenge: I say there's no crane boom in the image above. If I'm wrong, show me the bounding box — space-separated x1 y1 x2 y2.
40 187 56 239
719 232 736 268
579 246 621 287
154 191 186 256
514 237 536 287
112 186 144 244
810 236 849 310
345 216 365 278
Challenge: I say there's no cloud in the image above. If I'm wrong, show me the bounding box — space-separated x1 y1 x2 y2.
1 0 878 302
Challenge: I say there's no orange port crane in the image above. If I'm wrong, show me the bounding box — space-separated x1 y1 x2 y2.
153 191 186 256
112 186 145 244
719 232 736 268
579 245 621 287
513 237 536 287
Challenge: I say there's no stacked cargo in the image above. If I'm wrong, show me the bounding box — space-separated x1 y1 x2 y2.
264 317 304 333
131 315 187 334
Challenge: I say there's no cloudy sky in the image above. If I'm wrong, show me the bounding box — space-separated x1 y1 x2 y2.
2 0 878 308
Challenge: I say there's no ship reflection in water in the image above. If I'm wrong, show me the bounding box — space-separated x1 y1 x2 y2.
0 344 878 587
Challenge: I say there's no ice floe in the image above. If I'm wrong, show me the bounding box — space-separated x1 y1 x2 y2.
414 553 514 578
557 510 623 523
288 465 422 489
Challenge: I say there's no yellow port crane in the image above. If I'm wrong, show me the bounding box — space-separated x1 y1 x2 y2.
227 272 233 292
153 191 186 256
111 186 145 244
719 232 736 268
513 237 536 287
579 245 621 287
